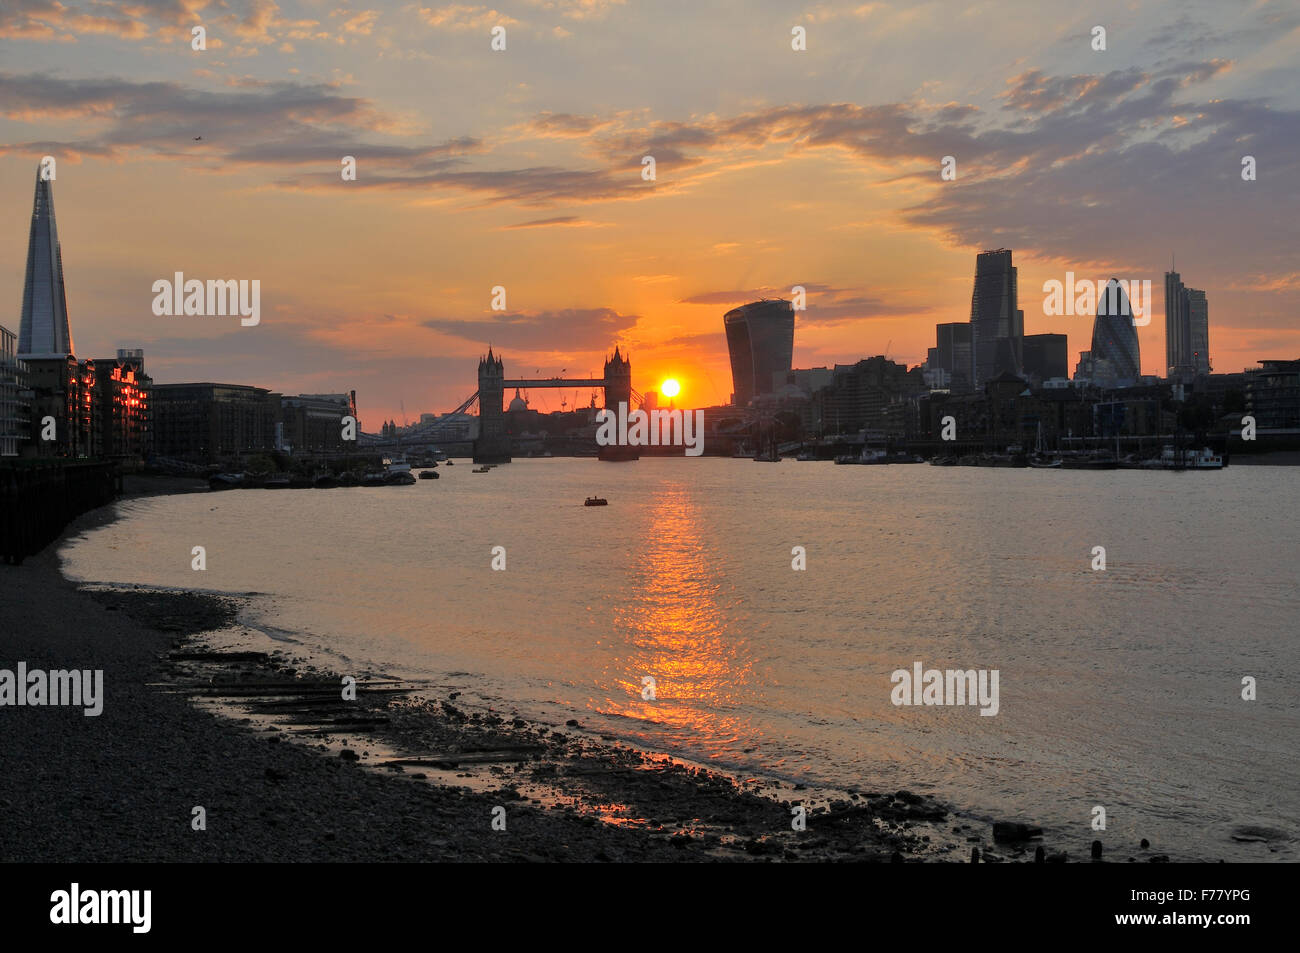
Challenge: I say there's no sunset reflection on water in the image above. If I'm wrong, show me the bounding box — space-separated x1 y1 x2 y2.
600 483 754 758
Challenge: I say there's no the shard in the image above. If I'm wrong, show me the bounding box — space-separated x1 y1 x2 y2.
18 164 74 359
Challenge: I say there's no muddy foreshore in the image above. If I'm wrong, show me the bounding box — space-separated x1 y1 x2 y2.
1 481 1072 863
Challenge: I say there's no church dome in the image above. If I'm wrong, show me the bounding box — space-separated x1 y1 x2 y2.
507 388 529 413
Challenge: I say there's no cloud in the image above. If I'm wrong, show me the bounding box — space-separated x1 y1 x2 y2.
422 307 639 351
417 5 517 31
503 215 599 228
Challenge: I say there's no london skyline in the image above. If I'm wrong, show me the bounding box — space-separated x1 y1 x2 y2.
2 0 1298 423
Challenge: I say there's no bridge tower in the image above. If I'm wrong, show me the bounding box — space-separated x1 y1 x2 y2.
473 347 512 463
599 347 638 461
603 347 631 410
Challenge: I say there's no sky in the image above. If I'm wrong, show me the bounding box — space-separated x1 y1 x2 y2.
2 0 1298 424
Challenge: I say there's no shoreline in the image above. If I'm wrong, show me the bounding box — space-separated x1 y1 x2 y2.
4 482 1079 863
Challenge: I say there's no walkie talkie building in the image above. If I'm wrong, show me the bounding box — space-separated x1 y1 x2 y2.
724 299 795 407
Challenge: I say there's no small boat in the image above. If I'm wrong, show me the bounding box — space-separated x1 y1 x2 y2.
384 470 416 485
584 496 608 506
1140 446 1224 470
445 459 455 466
361 471 387 487
835 447 888 465
473 466 491 473
796 450 817 461
418 469 440 480
1027 456 1062 469
264 474 291 489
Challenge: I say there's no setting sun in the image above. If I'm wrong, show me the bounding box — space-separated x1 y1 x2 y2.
661 379 681 399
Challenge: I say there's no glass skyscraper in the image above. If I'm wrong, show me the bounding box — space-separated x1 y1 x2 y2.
1091 279 1141 387
18 164 75 360
1165 270 1210 379
969 248 1023 388
724 299 795 406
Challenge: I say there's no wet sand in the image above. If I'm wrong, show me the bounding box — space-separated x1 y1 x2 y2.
0 488 1054 863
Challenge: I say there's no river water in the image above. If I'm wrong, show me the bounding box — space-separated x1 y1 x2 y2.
60 458 1300 860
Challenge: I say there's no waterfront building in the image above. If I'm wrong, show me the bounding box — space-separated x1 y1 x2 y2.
151 383 281 463
812 356 923 435
1 326 31 456
724 299 795 406
1245 359 1300 429
90 350 151 460
969 249 1024 388
280 393 354 453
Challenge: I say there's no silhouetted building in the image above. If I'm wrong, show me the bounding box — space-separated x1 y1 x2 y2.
1245 359 1300 429
724 299 794 406
18 164 74 361
1186 288 1210 376
969 249 1023 388
813 356 923 435
1022 333 1068 384
1 326 30 456
1089 279 1141 387
280 393 354 453
152 383 280 462
1165 270 1210 380
926 322 973 391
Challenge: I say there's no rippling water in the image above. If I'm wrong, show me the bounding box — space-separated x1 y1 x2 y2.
60 459 1300 860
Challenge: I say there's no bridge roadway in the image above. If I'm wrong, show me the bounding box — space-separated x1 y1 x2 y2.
502 378 606 387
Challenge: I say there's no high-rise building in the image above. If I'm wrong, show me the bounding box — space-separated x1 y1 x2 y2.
926 322 973 392
969 249 1023 388
1164 270 1187 377
18 164 74 360
724 299 795 406
1165 270 1210 379
1022 333 1068 383
1089 279 1141 387
1186 288 1210 376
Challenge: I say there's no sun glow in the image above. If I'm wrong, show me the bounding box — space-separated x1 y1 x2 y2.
661 378 681 398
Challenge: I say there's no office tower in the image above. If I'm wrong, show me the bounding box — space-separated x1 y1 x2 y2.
1186 288 1210 376
1165 270 1188 377
1165 270 1210 379
1090 279 1141 387
18 164 75 359
724 299 795 406
1022 333 1068 382
928 322 973 391
969 249 1023 388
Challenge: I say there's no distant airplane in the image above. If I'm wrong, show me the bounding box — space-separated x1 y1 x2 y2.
193 136 202 141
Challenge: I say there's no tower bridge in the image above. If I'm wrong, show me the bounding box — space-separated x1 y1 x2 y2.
471 347 634 463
